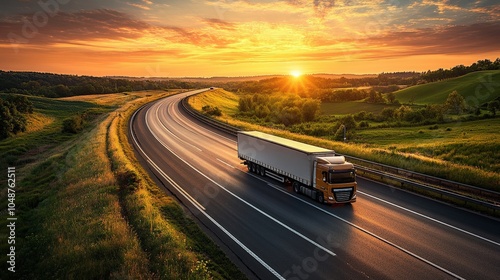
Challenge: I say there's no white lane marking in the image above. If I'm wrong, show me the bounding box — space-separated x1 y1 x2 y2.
144 106 337 258
217 158 235 169
358 191 500 247
130 106 284 280
148 159 206 211
244 172 466 280
152 102 202 152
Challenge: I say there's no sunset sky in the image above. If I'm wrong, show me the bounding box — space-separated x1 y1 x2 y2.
1 0 499 77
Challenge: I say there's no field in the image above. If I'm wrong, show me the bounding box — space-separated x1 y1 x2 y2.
321 101 400 115
189 88 239 116
352 119 500 173
395 70 500 105
188 89 499 190
0 91 245 279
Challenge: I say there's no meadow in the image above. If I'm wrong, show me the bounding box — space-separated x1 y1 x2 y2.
395 70 500 105
188 88 499 191
321 101 400 115
0 91 245 279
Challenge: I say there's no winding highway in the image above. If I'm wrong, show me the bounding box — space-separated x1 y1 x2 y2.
130 89 500 280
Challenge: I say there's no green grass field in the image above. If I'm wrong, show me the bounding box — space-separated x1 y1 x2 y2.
352 119 500 173
0 91 245 279
189 88 239 115
395 70 500 105
189 88 499 190
321 101 400 115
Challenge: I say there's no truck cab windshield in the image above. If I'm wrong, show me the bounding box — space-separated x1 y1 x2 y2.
328 170 355 184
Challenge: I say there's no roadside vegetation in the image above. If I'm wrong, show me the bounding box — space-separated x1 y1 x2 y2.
188 61 500 191
0 91 245 279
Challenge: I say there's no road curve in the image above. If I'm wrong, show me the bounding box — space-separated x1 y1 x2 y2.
130 89 500 280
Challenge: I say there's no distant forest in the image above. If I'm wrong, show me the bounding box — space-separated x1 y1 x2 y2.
0 58 498 99
0 72 203 98
221 58 500 95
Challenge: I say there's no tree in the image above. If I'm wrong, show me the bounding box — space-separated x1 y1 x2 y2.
488 100 499 116
0 96 31 139
445 91 467 115
368 90 384 103
395 105 413 120
278 106 302 126
381 107 396 120
0 100 13 139
386 92 397 104
340 115 357 130
301 99 320 122
238 95 253 112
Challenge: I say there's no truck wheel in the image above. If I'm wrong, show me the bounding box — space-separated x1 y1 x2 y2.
247 162 252 172
251 163 256 173
318 193 324 204
259 166 265 176
292 181 300 193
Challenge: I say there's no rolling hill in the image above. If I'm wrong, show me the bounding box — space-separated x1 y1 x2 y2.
395 70 500 106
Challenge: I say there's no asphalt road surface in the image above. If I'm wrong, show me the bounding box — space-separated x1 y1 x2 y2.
130 89 500 280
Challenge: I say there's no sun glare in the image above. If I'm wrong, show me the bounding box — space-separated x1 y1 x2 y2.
291 70 302 78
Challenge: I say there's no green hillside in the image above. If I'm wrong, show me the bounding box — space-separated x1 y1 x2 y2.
395 70 500 106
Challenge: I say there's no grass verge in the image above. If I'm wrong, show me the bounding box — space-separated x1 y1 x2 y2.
0 90 246 279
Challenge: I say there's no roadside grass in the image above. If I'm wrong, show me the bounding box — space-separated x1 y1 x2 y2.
394 70 500 105
108 92 245 279
0 90 246 279
188 90 500 191
189 89 239 116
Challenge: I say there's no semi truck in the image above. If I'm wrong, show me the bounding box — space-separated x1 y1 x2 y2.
237 131 356 204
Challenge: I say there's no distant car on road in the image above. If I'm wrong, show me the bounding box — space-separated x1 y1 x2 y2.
209 87 214 90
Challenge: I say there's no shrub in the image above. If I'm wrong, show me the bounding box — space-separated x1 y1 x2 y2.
429 124 439 130
62 115 84 133
116 170 141 191
201 105 222 116
359 121 370 128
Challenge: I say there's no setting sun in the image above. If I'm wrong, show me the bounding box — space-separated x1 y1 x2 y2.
291 70 302 78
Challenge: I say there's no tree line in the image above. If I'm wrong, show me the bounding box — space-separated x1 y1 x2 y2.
220 58 499 97
221 73 420 97
238 93 321 126
0 71 202 98
421 58 500 83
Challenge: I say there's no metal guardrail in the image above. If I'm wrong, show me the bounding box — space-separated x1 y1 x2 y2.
344 156 500 202
180 96 500 217
181 97 238 136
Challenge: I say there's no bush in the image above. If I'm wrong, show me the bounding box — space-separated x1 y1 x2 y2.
0 95 32 139
359 121 370 128
62 115 84 133
201 105 222 116
116 170 141 191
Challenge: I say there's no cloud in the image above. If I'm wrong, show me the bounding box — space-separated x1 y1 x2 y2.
0 9 150 44
158 25 237 48
126 0 154 10
313 0 336 17
362 21 500 58
201 18 236 30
